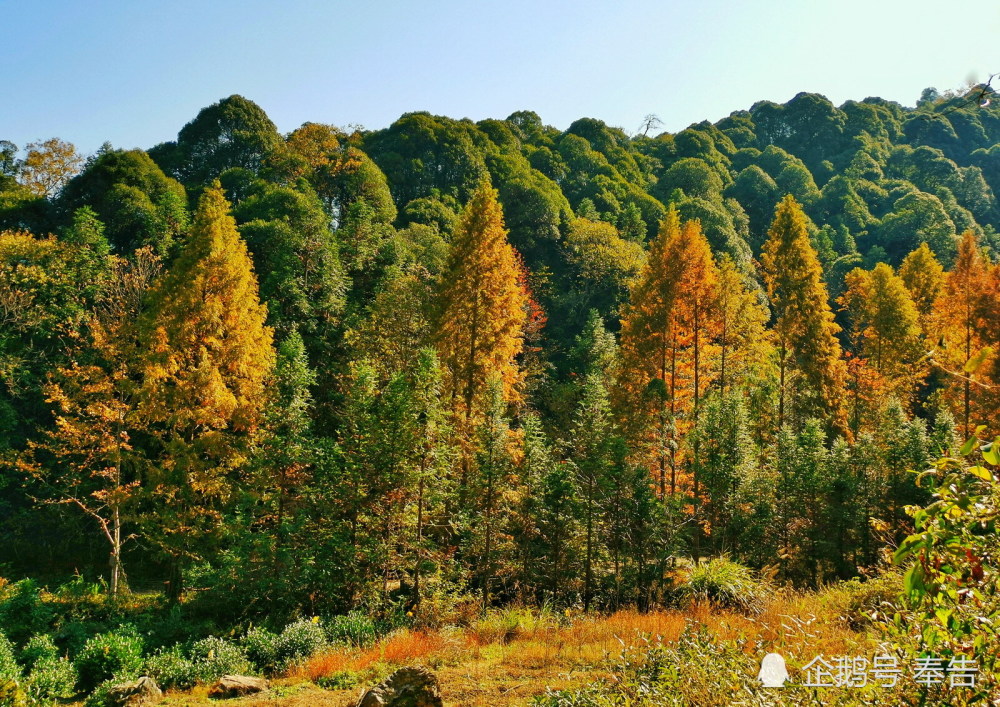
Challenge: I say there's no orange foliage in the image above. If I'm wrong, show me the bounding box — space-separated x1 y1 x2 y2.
437 180 527 424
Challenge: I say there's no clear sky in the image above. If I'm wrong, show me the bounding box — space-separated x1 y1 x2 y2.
3 0 998 155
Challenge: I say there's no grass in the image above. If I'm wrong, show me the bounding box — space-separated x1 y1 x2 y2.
64 580 907 706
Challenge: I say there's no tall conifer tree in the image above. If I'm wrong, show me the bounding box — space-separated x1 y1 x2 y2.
138 182 275 596
762 195 847 435
932 231 994 437
437 180 527 424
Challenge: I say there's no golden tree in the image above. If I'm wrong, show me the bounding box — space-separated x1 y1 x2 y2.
620 208 722 498
899 242 945 329
138 182 275 595
840 263 925 424
619 206 684 496
436 180 527 424
932 231 995 437
16 241 159 598
715 254 771 395
18 138 83 198
762 195 847 434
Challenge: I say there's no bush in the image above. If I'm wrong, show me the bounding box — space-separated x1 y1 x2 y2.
830 571 901 629
19 634 58 670
53 620 104 658
409 576 480 629
16 634 76 704
25 655 76 704
188 636 252 682
142 645 197 691
83 678 116 707
324 611 378 648
274 618 326 669
74 627 143 692
316 670 361 690
0 632 21 686
470 608 555 645
240 627 280 675
674 557 768 613
0 580 53 646
0 677 27 707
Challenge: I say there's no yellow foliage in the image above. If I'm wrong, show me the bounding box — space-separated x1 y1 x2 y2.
437 181 527 423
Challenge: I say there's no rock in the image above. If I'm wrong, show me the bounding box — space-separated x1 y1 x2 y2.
356 666 442 707
208 674 270 699
105 676 162 707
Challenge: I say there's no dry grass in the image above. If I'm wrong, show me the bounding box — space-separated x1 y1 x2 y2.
122 587 879 706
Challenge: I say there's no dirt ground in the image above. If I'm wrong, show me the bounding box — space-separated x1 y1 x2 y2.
155 664 601 707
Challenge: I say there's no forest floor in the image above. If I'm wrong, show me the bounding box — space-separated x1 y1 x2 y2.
125 587 879 706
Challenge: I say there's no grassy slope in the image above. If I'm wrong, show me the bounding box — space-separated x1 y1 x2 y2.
122 587 893 706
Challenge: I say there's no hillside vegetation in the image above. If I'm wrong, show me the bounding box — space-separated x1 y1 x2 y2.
1 85 999 704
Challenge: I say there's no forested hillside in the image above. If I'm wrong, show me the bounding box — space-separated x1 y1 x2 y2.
1 85 998 625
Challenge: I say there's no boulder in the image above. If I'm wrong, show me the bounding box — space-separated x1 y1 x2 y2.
356 666 442 707
208 674 270 699
104 676 162 707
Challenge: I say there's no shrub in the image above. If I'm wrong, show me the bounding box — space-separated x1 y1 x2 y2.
0 631 21 685
142 644 197 691
324 611 377 647
0 677 27 707
53 621 103 658
83 678 117 707
890 433 1000 700
188 636 253 682
674 557 768 613
15 634 76 704
274 619 327 669
409 576 480 629
240 627 280 675
830 571 901 629
0 580 53 646
316 671 361 690
469 608 553 645
19 634 58 670
25 655 77 703
74 627 143 692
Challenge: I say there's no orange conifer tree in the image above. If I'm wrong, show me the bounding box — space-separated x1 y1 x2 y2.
436 180 527 424
761 195 847 435
932 231 995 437
138 182 275 596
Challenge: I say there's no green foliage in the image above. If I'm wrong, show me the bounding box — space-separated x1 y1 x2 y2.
141 644 197 691
273 619 327 669
891 430 1000 699
322 611 379 648
23 634 76 703
240 627 280 674
316 671 361 690
73 627 143 692
0 581 53 648
0 632 20 686
188 636 253 682
674 557 769 613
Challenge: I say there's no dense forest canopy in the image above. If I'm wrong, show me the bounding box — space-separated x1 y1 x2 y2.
1 84 999 628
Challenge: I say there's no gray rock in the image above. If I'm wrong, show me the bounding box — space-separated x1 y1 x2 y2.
356 666 442 707
105 676 162 707
208 674 270 699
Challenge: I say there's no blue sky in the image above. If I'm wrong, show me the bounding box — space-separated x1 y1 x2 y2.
3 0 998 155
